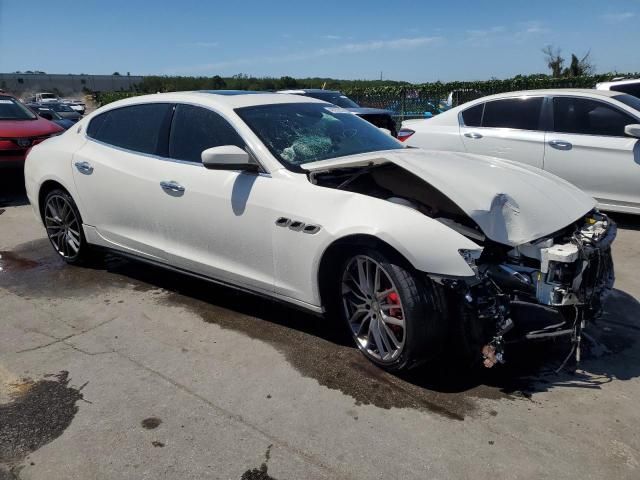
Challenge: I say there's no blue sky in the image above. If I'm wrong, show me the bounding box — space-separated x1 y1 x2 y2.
0 0 638 82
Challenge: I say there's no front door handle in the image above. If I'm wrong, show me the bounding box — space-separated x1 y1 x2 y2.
160 180 185 193
549 140 572 150
464 132 483 139
74 161 93 174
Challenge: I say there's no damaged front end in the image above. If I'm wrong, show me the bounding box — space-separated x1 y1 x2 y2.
305 151 616 369
441 211 616 368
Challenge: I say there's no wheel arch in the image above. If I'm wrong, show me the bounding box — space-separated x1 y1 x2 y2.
37 179 73 223
317 234 414 311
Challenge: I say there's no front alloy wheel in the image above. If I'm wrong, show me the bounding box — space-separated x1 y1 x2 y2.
339 249 446 371
342 255 406 363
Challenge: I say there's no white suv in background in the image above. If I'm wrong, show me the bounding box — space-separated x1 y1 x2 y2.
596 78 640 99
401 89 640 214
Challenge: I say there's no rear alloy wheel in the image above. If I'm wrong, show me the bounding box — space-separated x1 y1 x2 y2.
339 250 445 371
43 190 89 264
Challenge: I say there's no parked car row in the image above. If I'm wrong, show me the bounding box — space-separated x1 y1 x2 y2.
26 102 83 123
27 105 77 130
24 90 617 373
0 94 63 168
23 92 86 114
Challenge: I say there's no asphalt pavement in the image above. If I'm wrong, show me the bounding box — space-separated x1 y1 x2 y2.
1 175 639 480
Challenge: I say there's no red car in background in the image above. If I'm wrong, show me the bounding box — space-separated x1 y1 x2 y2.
0 94 63 168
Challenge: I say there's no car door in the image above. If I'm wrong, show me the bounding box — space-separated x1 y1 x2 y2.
459 96 546 168
71 103 174 261
543 96 640 212
155 103 276 293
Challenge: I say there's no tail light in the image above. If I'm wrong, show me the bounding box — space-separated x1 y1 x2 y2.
397 128 415 142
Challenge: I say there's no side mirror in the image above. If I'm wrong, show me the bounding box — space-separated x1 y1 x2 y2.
39 112 54 120
624 124 640 138
201 145 259 172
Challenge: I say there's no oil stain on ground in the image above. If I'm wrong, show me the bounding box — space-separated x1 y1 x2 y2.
0 371 83 469
241 445 277 480
3 239 640 420
141 417 162 430
0 239 157 298
0 251 39 272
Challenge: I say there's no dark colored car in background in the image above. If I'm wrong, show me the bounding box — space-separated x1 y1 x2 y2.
26 102 82 122
0 95 63 168
29 106 76 130
278 89 398 136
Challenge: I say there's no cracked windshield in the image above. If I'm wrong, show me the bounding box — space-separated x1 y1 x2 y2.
236 102 403 165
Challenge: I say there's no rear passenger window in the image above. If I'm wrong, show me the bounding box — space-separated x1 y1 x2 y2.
461 103 483 127
87 103 172 155
169 104 245 163
482 97 543 130
553 97 636 137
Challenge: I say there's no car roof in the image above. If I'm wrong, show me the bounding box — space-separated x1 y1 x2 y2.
96 91 329 112
197 90 266 96
470 89 623 102
277 89 342 94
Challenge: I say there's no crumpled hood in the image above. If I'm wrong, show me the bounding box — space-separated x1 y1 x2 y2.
303 149 596 246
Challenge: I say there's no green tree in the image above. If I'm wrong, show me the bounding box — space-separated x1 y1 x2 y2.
542 45 564 77
276 76 298 89
563 51 595 77
543 46 595 77
210 75 226 89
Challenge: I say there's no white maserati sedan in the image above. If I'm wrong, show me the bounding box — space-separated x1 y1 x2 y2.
25 91 616 372
401 89 640 214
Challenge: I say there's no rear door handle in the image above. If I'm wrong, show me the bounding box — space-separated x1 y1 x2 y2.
160 180 185 193
549 140 572 150
74 161 93 174
464 132 483 139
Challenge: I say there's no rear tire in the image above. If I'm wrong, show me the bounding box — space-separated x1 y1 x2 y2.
43 189 92 265
337 248 446 372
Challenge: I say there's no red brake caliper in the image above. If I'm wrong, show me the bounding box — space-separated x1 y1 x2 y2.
386 292 403 335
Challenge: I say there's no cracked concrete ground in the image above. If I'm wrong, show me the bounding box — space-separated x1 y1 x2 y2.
1 182 640 479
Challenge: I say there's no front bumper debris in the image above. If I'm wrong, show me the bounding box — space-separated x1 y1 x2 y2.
443 212 617 368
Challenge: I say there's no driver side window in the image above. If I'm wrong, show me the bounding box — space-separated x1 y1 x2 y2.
169 104 245 163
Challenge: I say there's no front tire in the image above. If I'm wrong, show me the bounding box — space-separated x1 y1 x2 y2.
338 249 446 372
43 189 91 265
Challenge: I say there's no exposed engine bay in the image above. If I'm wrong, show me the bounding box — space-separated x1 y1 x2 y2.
311 163 616 368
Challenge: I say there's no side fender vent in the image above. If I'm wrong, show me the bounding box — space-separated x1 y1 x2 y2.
303 224 321 234
275 217 291 227
289 221 305 232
